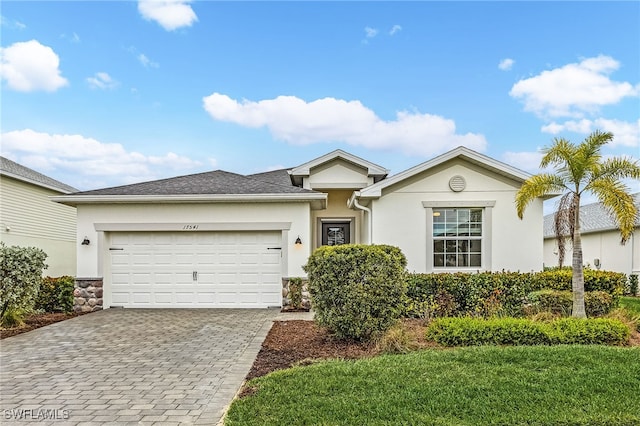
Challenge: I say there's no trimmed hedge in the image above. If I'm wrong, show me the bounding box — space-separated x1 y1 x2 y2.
0 243 48 325
404 270 626 319
35 276 75 313
525 290 615 317
426 317 630 346
304 244 407 341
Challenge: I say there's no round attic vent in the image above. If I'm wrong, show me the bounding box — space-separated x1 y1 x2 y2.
449 175 466 192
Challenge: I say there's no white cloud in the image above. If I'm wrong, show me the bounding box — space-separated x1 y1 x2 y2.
498 58 514 71
502 151 544 173
0 40 68 92
364 27 378 38
1 129 204 189
138 53 159 68
542 118 640 147
510 55 638 118
1 15 26 30
202 93 487 157
138 0 198 31
389 25 402 35
86 72 118 90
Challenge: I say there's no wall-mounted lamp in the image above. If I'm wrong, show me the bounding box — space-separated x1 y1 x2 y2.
81 237 91 246
295 236 302 246
594 258 601 270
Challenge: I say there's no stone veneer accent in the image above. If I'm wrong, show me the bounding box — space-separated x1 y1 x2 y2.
281 277 311 310
74 278 104 313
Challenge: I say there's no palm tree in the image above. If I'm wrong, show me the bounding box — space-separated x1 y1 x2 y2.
515 130 640 318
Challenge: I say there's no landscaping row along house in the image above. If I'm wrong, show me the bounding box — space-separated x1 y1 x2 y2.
52 146 549 310
543 193 640 276
0 156 78 277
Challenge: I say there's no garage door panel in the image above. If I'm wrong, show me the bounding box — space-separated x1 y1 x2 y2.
109 231 282 308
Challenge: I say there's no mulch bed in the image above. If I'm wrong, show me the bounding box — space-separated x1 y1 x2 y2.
0 312 85 339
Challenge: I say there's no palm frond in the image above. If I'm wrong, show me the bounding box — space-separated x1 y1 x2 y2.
589 179 639 244
515 174 566 219
587 157 640 185
540 138 575 169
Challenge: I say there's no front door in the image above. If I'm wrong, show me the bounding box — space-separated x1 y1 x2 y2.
321 222 350 246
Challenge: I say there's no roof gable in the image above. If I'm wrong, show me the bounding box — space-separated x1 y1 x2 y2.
289 149 388 186
0 156 78 194
357 146 532 198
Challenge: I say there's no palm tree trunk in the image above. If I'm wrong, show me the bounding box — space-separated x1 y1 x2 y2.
572 194 587 318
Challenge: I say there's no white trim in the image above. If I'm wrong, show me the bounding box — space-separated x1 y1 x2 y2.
95 222 292 232
290 149 388 177
53 193 327 207
309 182 369 189
422 200 496 208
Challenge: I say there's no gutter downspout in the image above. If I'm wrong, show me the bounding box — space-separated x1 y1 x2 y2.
348 192 372 244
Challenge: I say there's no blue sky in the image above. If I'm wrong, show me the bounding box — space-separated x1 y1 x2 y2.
1 1 639 199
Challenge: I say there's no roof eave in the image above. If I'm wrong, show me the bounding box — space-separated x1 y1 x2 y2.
1 171 77 194
52 193 328 208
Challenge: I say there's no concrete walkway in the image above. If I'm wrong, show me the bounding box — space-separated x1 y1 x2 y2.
0 308 281 425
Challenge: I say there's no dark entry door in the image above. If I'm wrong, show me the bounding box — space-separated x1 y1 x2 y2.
321 222 350 246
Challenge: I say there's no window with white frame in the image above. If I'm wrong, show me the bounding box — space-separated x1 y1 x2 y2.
432 208 482 268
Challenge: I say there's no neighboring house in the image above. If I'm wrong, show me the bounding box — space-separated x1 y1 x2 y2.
543 194 640 276
0 156 78 277
53 147 545 309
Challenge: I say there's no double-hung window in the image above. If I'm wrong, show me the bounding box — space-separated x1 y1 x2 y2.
433 208 482 268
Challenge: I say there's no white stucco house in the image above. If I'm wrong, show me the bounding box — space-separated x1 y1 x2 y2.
53 147 545 309
0 156 78 277
543 194 640 276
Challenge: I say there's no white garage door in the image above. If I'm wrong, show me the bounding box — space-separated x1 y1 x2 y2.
109 231 282 308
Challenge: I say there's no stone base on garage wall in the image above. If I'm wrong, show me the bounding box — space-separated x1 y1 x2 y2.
281 277 311 310
74 278 104 313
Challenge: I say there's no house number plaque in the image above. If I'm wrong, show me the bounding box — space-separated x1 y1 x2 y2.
182 225 199 230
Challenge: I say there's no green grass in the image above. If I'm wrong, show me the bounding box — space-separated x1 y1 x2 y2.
226 346 640 426
619 296 640 315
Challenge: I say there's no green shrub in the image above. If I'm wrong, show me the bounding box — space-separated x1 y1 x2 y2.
304 244 407 341
0 243 48 326
35 276 75 313
404 270 625 319
628 274 638 296
287 277 303 310
525 290 615 317
426 317 629 346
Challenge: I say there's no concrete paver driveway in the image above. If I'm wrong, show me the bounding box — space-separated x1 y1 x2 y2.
0 308 279 425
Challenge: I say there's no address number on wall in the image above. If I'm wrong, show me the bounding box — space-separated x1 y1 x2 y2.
182 225 199 230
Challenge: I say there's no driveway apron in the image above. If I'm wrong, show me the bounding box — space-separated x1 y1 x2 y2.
0 308 279 425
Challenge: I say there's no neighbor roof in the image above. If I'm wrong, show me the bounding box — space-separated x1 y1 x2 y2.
0 156 78 194
543 194 640 238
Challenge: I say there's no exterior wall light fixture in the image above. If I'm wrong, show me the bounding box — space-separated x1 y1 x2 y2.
295 236 302 245
81 237 91 246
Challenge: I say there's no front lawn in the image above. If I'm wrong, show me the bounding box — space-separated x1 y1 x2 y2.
620 296 640 315
226 345 640 425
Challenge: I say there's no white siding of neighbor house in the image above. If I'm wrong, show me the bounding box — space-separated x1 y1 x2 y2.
369 159 543 273
0 176 77 276
75 202 312 279
544 229 639 276
303 159 373 190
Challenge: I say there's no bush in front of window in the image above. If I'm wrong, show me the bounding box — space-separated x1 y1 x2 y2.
0 242 48 326
404 270 626 319
35 276 75 313
426 316 630 346
304 244 407 341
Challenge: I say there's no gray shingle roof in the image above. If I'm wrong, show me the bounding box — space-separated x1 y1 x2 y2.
0 156 78 193
543 193 640 238
72 169 316 196
247 168 294 186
